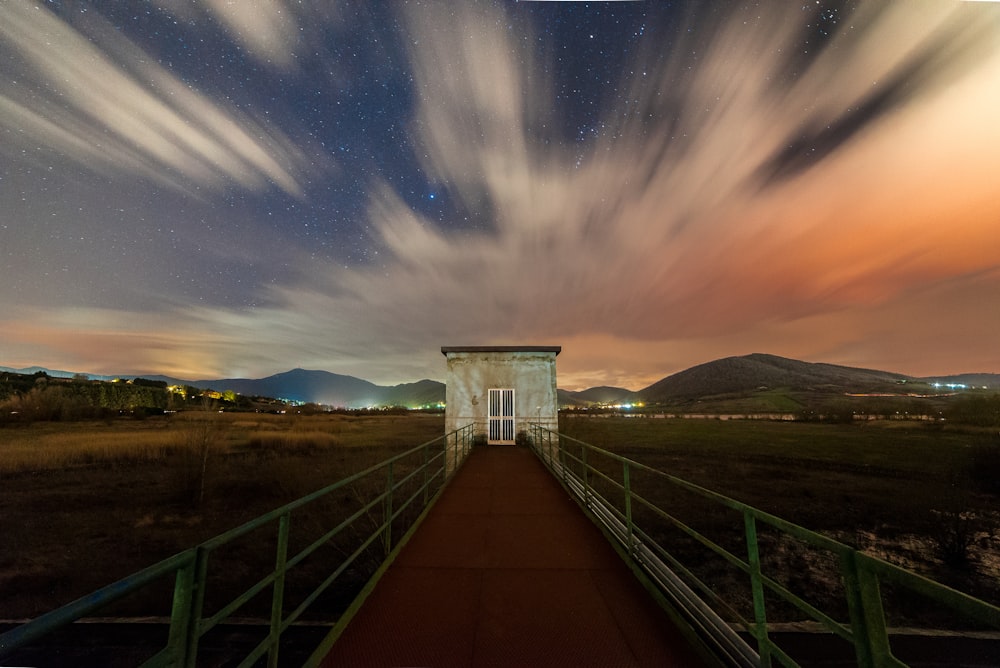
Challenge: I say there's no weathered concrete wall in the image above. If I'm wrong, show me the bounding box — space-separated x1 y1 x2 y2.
442 347 559 471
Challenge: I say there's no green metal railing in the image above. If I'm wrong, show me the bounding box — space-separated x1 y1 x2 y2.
0 423 476 667
527 424 1000 668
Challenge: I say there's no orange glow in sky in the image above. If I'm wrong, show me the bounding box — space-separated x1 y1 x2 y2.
1 2 999 390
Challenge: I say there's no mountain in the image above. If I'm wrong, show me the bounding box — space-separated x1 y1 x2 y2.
190 369 445 408
194 369 379 405
0 365 118 381
638 353 912 403
561 386 640 406
377 379 446 407
0 365 445 408
6 354 998 411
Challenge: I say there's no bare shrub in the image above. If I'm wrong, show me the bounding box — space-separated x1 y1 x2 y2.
170 418 218 507
930 509 987 569
968 443 1000 495
245 431 336 457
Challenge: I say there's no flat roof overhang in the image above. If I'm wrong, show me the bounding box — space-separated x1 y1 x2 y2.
441 346 561 356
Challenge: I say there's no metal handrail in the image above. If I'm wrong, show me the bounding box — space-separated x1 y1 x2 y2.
527 424 1000 668
0 423 476 667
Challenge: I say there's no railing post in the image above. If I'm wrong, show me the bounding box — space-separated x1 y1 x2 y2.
422 441 430 507
744 512 771 668
445 431 452 478
841 550 875 668
165 552 197 666
841 551 891 668
451 430 458 475
581 444 591 508
561 435 569 485
183 546 210 668
383 461 394 558
267 512 291 668
623 460 634 555
549 432 562 468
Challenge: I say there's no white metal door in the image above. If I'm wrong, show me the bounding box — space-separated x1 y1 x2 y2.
488 389 515 445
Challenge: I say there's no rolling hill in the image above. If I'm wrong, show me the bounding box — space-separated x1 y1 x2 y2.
638 353 913 403
4 354 997 410
189 369 445 408
193 369 381 406
560 386 640 406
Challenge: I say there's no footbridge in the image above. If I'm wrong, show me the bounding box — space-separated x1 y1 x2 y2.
2 425 999 667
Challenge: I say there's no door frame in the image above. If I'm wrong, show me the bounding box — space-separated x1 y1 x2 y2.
487 388 515 445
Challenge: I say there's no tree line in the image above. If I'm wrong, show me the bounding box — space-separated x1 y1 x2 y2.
0 371 250 423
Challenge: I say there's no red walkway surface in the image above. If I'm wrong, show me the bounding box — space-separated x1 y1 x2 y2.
322 445 707 667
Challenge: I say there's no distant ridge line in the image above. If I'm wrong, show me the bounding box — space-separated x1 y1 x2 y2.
3 354 998 409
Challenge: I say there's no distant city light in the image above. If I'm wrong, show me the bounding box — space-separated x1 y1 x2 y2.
932 382 968 390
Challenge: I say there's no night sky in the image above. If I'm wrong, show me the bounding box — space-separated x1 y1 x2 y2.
2 1 999 390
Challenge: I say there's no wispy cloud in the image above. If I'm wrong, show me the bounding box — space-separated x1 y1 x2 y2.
2 2 998 388
0 2 312 197
305 2 1000 348
156 0 343 73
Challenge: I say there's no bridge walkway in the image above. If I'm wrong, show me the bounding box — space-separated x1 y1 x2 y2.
321 445 707 667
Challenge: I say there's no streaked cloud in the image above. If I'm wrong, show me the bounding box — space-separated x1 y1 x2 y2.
0 2 312 197
1 2 998 389
275 1 1000 382
155 0 343 72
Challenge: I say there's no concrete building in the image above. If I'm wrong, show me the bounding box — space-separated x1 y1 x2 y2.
441 346 561 469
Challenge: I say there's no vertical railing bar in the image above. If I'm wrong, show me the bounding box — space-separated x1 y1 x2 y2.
561 434 569 485
384 461 394 557
841 551 876 668
582 443 591 508
165 553 197 665
744 512 771 668
623 460 634 556
856 558 894 667
422 440 430 506
267 513 291 668
183 546 210 668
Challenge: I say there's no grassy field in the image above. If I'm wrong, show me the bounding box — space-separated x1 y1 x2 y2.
558 415 1000 627
2 412 998 631
0 412 445 620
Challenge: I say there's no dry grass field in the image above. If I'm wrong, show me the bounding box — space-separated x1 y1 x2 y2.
558 415 1000 628
0 412 444 620
2 411 998 633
